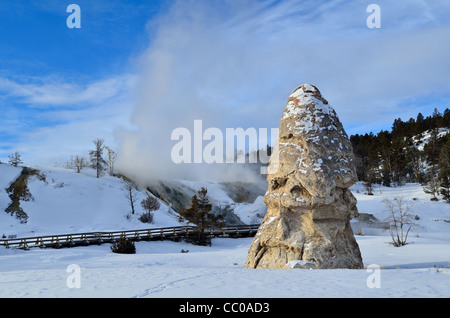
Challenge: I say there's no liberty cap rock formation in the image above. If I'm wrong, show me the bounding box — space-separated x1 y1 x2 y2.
244 84 363 269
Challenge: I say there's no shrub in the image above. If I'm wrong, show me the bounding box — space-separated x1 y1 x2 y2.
141 196 160 212
139 196 160 224
139 211 154 223
382 196 416 247
110 234 136 254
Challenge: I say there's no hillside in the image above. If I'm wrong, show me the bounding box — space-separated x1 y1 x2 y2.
350 108 450 203
0 164 267 238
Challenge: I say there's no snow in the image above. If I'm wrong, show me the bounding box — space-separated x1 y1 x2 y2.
0 165 183 238
1 164 450 298
412 127 449 151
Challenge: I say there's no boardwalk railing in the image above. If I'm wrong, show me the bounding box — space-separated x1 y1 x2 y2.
0 224 260 250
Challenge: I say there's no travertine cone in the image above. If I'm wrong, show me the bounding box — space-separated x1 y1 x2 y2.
244 84 363 269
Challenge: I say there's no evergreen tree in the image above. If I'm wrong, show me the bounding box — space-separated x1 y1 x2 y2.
405 147 426 183
366 141 381 184
179 187 225 246
378 131 393 186
391 137 407 184
89 138 108 178
432 108 442 128
423 128 440 199
416 112 425 133
443 108 450 127
438 139 450 203
349 107 448 186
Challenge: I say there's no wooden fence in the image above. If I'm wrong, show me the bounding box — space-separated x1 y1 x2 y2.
0 224 260 250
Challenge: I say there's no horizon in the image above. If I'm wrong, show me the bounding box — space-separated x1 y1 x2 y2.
1 0 449 175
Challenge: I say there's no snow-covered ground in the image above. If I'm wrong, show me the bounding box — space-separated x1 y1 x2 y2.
0 165 182 238
1 164 450 298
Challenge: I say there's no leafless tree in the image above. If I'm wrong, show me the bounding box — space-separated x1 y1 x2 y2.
141 196 160 212
72 155 88 173
105 146 118 176
122 179 138 215
382 196 416 247
8 152 23 167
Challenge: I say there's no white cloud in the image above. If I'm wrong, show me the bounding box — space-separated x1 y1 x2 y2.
0 74 136 165
0 74 136 107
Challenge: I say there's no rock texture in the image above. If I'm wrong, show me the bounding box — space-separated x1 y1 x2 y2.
244 84 363 269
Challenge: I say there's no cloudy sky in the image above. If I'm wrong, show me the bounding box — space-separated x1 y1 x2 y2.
1 0 450 180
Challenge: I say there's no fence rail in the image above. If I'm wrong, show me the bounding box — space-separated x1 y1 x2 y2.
0 224 260 250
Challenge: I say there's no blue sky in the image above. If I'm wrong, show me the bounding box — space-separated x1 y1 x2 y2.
0 0 170 162
1 0 450 179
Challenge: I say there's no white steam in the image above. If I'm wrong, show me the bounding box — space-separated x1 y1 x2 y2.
115 0 450 184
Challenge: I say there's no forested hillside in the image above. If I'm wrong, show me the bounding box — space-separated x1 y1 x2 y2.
350 108 450 202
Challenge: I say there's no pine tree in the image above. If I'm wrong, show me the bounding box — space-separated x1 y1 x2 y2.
406 147 426 183
391 137 407 185
424 128 440 200
367 141 381 184
416 112 425 133
179 187 225 246
438 140 450 203
378 131 393 186
89 138 108 178
443 108 450 127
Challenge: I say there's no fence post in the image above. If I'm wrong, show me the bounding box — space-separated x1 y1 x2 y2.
67 235 75 246
55 237 62 248
20 239 29 250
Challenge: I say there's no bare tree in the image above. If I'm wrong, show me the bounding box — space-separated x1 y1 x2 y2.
105 146 118 176
141 196 160 212
89 138 107 178
122 179 138 215
72 155 88 173
382 197 416 247
8 152 23 167
424 175 440 201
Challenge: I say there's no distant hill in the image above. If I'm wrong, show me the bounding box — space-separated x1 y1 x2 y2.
350 107 450 202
